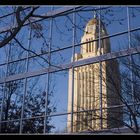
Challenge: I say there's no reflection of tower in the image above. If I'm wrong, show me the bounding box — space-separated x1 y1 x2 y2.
67 16 123 133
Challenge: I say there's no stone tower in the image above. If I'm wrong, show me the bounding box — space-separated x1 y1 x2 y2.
67 17 123 133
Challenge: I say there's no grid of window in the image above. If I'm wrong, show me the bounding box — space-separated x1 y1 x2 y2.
0 6 140 134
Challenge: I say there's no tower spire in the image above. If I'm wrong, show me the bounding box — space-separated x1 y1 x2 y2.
93 10 97 18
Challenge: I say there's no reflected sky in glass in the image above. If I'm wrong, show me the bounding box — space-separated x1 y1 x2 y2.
0 6 140 133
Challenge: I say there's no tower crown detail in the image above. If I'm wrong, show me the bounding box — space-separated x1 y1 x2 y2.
87 19 98 26
81 18 110 55
85 18 107 35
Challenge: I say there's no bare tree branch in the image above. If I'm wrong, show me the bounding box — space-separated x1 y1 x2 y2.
0 6 39 48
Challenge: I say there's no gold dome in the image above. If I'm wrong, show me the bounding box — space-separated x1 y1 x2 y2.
87 18 98 26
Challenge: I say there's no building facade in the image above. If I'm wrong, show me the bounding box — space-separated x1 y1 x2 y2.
67 17 123 132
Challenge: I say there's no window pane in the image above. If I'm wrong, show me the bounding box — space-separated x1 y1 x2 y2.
130 7 140 29
101 6 127 36
0 65 6 79
52 14 73 50
7 60 26 76
0 45 8 65
28 54 49 72
51 48 72 66
1 121 20 133
29 21 50 55
130 30 140 48
110 33 129 52
0 84 4 113
48 115 67 134
24 74 48 118
49 70 68 115
22 117 44 134
2 80 24 121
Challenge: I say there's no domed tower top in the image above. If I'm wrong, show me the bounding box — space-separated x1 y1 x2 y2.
87 18 97 26
81 16 110 56
84 17 107 36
